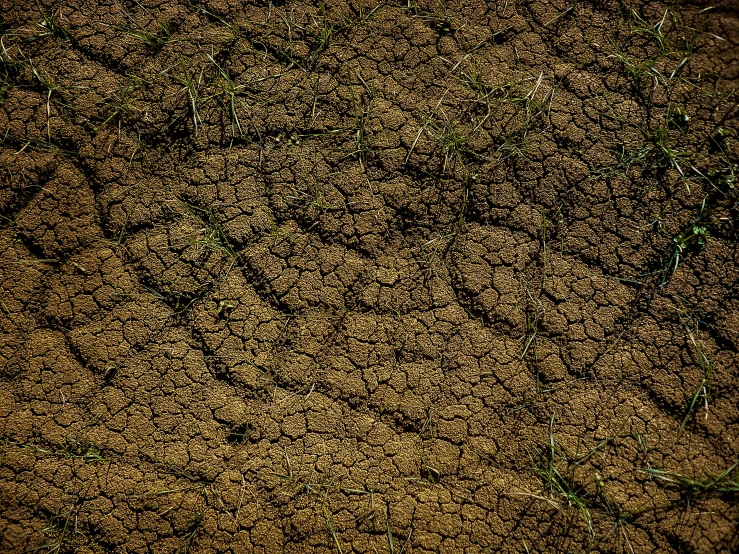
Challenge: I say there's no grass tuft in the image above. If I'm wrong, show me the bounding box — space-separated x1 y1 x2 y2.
178 199 236 260
172 59 204 133
204 53 247 139
35 1 71 42
642 462 739 496
529 415 595 535
126 17 172 50
176 511 202 554
672 314 713 443
661 196 708 288
421 114 475 174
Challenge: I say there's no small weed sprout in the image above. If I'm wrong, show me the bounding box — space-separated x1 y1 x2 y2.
668 106 689 130
520 280 544 363
285 174 344 216
404 2 455 35
99 78 143 127
36 507 75 554
645 119 692 175
511 71 550 129
607 6 703 92
323 501 343 554
353 104 371 170
670 223 708 271
662 196 709 287
613 110 694 179
706 165 736 192
487 72 553 159
606 35 664 89
385 502 396 554
709 127 730 153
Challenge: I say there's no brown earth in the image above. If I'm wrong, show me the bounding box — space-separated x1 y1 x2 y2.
1 0 738 552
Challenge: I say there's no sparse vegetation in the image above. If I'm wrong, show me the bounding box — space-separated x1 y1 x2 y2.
606 6 705 93
1 1 738 552
98 77 143 128
3 438 106 463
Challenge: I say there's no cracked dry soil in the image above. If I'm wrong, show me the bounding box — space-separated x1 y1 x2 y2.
1 0 739 552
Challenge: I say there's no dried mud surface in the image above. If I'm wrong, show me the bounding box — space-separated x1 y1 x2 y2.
1 0 739 552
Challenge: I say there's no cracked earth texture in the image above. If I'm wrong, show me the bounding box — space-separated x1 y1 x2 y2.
1 0 739 552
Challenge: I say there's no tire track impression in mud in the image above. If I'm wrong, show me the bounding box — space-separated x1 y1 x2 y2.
1 0 739 552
